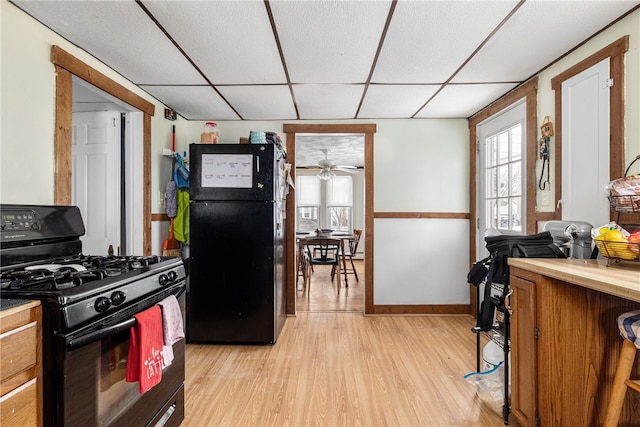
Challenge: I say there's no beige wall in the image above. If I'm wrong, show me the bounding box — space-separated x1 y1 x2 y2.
534 10 640 212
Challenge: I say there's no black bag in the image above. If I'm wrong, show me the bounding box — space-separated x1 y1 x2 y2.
484 231 565 284
467 256 490 286
475 231 566 332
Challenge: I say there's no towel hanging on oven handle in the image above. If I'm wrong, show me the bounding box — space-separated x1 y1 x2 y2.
65 286 186 351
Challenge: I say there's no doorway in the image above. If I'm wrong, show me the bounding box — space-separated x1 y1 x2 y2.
282 123 376 316
52 46 154 254
294 133 365 312
71 78 145 256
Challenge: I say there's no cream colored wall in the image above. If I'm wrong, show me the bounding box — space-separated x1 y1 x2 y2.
0 0 178 211
535 10 640 213
179 118 470 213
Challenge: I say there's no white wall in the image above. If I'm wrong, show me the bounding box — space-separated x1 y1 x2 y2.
374 218 469 304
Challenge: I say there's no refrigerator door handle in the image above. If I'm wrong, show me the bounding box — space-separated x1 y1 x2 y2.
257 155 260 172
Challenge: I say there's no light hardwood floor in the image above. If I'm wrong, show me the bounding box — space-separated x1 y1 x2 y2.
295 261 365 313
184 261 505 426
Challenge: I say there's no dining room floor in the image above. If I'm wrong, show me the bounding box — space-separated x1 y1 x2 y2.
295 259 365 313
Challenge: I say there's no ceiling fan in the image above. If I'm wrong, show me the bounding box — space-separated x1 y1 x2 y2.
316 148 358 180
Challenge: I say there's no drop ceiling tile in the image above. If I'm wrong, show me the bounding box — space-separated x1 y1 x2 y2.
12 0 640 121
295 134 365 168
453 1 640 82
269 1 391 83
358 84 440 118
140 86 239 121
13 0 206 85
372 0 520 83
293 85 364 119
141 1 286 84
415 83 518 118
217 85 297 120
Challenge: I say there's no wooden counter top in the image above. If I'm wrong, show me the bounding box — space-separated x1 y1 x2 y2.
508 258 640 303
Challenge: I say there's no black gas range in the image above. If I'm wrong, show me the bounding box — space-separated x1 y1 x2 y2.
0 204 186 427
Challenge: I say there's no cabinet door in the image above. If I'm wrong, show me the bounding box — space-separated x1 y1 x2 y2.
510 271 537 427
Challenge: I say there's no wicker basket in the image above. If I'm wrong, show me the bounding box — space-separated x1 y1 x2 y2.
608 194 640 213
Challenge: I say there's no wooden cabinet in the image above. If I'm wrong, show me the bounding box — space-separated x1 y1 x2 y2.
509 260 640 426
0 301 42 427
510 270 537 427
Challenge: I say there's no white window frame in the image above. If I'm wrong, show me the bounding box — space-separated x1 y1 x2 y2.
326 176 353 231
477 100 527 256
296 175 320 232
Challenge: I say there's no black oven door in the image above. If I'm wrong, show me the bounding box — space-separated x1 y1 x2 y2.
53 282 186 427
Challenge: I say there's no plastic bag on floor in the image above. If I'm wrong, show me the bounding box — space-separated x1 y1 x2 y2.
464 362 504 408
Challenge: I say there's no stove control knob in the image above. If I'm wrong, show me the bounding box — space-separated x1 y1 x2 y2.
110 291 126 306
158 274 169 286
167 270 178 282
95 296 111 313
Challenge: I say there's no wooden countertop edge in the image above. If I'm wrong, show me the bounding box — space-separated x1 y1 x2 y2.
0 300 41 318
508 258 640 303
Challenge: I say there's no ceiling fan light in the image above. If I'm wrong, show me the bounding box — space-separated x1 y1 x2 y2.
317 169 334 180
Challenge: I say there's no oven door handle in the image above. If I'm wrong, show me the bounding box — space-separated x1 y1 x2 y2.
67 317 136 351
65 282 186 351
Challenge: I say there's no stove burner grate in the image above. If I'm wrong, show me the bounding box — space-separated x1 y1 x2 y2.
1 267 86 290
0 255 164 291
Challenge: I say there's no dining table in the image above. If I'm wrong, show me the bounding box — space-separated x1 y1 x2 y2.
296 231 355 289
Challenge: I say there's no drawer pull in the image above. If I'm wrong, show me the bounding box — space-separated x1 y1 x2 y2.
0 322 37 339
0 378 36 403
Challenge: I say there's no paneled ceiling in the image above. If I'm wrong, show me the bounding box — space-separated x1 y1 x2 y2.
13 0 639 122
12 0 639 168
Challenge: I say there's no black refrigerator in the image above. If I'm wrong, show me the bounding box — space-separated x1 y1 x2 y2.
188 143 287 344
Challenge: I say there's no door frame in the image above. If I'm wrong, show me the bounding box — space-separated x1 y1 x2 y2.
468 78 538 316
475 99 527 259
283 123 376 315
560 57 611 227
51 45 155 255
551 36 629 222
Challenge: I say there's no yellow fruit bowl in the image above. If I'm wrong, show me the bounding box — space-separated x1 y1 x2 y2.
595 239 640 260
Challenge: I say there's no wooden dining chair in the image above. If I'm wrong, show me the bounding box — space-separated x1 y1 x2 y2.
296 238 308 285
342 229 362 281
304 238 342 293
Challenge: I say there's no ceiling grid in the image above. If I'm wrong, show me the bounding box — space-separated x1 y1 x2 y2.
10 0 640 164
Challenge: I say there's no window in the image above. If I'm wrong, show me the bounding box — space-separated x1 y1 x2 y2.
296 176 320 232
477 99 526 247
326 176 353 231
484 123 523 232
296 174 355 232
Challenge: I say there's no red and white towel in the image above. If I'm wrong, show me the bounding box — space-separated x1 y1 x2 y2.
126 305 164 393
157 295 185 368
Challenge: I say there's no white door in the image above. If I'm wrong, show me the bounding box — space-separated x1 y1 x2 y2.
476 100 526 259
72 111 121 255
561 58 610 228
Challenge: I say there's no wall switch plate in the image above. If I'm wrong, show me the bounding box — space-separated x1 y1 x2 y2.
159 190 165 209
541 192 549 206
